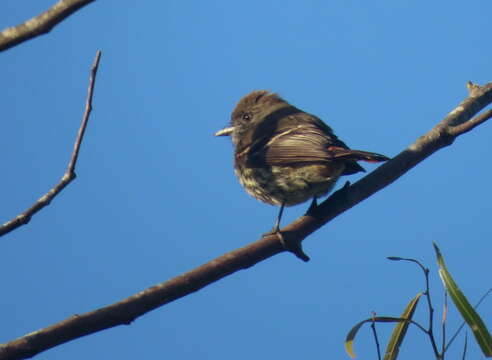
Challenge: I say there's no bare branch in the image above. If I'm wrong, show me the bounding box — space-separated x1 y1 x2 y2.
0 50 101 238
0 0 95 52
0 81 491 360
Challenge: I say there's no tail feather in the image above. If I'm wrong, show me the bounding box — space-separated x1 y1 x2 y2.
328 146 389 175
345 149 390 163
328 146 390 163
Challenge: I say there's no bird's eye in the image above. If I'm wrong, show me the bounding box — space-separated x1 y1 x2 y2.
242 113 251 121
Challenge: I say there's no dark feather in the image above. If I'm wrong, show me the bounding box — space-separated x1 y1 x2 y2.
247 121 347 165
245 119 388 176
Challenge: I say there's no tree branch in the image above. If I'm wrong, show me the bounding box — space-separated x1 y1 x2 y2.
286 82 492 238
0 0 95 52
0 81 491 360
0 50 101 238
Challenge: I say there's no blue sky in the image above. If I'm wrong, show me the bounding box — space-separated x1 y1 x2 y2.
1 1 492 359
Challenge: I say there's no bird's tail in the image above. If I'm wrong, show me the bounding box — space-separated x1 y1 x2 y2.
328 146 390 163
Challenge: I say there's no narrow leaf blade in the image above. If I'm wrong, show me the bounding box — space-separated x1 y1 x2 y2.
433 243 492 357
383 293 422 360
345 317 408 358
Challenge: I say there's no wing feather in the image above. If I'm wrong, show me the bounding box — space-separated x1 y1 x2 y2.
249 123 344 165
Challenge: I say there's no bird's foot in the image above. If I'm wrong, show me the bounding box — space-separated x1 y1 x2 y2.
263 228 310 262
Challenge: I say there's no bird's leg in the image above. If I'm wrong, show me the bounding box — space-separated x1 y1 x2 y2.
273 202 285 233
262 203 285 236
267 203 310 262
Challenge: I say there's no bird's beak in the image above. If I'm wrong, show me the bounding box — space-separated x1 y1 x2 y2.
214 126 234 136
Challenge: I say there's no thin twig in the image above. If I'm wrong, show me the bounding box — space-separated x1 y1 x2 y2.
0 0 96 52
389 257 441 358
370 312 382 360
67 51 100 173
461 332 468 360
0 82 491 360
0 50 101 237
423 264 441 359
448 108 492 136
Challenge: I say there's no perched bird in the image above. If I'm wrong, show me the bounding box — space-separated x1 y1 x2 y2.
215 90 389 261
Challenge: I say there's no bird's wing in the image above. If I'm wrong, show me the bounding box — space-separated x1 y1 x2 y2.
248 123 346 165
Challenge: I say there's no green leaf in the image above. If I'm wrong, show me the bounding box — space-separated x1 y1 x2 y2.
433 243 492 357
383 293 422 360
345 317 410 358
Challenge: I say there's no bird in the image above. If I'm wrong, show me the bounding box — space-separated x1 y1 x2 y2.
215 90 389 261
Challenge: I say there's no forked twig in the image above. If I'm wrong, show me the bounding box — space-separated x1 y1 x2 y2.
0 50 102 237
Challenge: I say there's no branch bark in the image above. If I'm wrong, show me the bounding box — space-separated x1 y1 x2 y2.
0 82 491 360
0 0 95 52
0 50 101 237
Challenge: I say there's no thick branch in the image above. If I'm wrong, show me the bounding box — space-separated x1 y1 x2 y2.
0 50 101 237
0 0 95 52
1 81 491 360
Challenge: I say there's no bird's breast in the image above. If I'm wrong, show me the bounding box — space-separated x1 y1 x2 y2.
233 161 345 207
